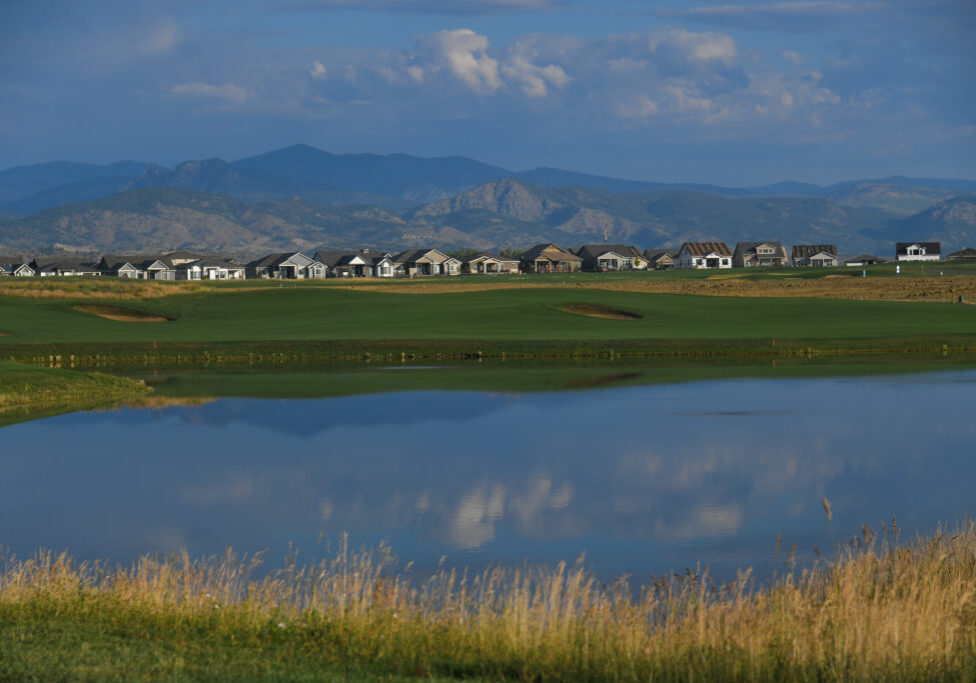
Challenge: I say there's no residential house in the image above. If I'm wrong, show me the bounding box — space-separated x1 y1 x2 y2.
792 245 838 267
165 251 205 266
519 244 582 273
135 257 177 280
574 244 648 271
376 254 397 278
895 242 941 262
674 242 732 269
391 249 460 277
732 241 789 268
245 252 327 279
0 257 34 276
178 258 246 280
98 256 143 279
30 259 102 276
643 248 679 270
315 250 379 278
844 254 887 266
461 252 520 275
947 247 976 262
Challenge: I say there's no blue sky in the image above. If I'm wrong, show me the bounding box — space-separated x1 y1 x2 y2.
1 0 974 185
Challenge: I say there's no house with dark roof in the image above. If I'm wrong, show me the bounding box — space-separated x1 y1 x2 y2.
674 242 732 269
461 252 520 275
573 244 648 271
30 259 102 276
733 241 789 268
519 244 582 273
178 258 246 280
0 256 34 277
391 249 460 277
844 254 887 266
895 242 941 262
947 247 976 262
643 248 679 270
135 257 177 280
792 245 838 267
165 251 205 266
314 249 389 278
245 252 327 279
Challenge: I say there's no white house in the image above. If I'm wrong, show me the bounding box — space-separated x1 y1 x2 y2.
895 242 941 262
675 242 732 269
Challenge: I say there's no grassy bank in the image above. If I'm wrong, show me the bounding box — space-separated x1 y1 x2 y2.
2 283 976 362
0 359 150 418
2 523 975 680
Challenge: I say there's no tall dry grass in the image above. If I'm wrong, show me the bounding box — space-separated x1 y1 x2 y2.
3 525 976 679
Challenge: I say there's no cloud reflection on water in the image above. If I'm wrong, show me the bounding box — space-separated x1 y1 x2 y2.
1 372 975 578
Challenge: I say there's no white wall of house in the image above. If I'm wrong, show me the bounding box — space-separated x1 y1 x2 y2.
676 251 731 269
897 245 940 261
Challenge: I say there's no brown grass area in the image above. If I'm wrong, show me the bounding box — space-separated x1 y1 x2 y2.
338 275 976 302
561 303 642 319
0 279 205 300
74 304 171 322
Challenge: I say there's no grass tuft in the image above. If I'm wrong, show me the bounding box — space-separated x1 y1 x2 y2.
3 525 976 679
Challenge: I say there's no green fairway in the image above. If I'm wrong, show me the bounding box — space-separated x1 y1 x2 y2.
2 286 976 347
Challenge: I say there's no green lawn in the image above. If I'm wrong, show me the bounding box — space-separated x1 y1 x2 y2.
2 286 975 347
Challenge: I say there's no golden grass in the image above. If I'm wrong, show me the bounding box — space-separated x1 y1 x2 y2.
334 275 976 303
74 304 172 322
4 272 976 304
4 523 976 679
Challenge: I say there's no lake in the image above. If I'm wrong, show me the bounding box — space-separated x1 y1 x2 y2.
2 360 975 582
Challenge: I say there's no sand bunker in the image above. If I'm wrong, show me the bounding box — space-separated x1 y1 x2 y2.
560 303 642 320
75 304 172 322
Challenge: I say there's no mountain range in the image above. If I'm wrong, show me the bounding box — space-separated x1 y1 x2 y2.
0 145 974 257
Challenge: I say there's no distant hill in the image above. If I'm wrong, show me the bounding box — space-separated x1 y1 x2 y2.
0 161 147 205
0 178 908 256
825 182 958 216
3 145 974 218
868 196 976 249
231 144 512 203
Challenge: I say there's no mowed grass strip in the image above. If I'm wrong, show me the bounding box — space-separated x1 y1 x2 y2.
2 286 976 347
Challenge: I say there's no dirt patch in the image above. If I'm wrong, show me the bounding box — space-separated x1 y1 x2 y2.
561 303 642 320
74 304 172 322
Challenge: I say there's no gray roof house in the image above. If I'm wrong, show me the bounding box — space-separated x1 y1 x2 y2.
30 258 102 276
461 252 520 275
0 256 34 277
519 244 582 273
792 245 838 267
314 250 381 278
733 241 789 268
573 244 648 271
245 252 327 279
643 248 679 270
391 249 460 277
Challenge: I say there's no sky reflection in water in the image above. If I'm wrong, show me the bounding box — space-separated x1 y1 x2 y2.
2 371 974 581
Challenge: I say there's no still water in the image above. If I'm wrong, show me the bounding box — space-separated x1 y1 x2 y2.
2 366 975 581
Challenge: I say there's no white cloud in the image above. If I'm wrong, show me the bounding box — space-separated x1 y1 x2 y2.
168 82 248 104
502 56 570 98
414 29 503 94
309 61 327 79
